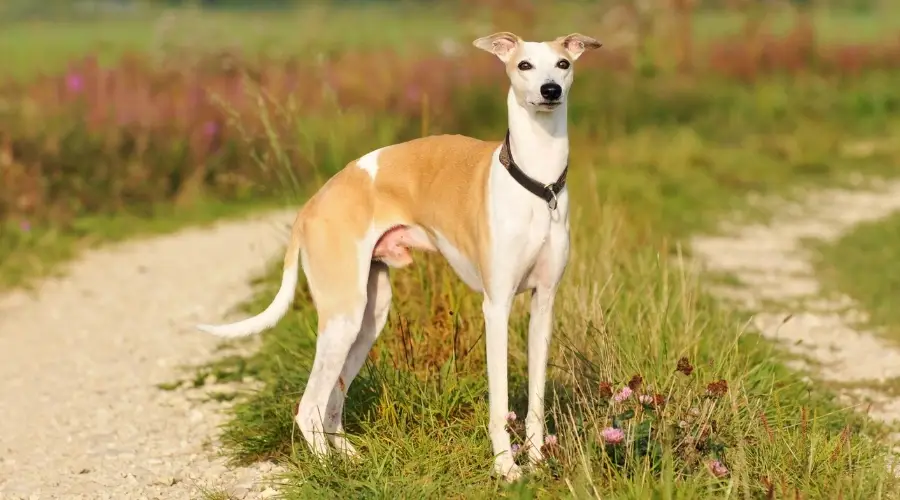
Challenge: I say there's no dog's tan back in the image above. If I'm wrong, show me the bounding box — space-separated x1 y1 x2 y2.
291 134 499 320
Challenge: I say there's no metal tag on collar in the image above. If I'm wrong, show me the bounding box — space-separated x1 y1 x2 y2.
546 186 559 211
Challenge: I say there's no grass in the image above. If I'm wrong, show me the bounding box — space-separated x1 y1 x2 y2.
183 74 900 497
201 181 898 498
811 211 900 343
0 196 283 290
5 2 900 79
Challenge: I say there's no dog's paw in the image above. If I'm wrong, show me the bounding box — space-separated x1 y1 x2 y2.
332 436 360 460
493 458 523 482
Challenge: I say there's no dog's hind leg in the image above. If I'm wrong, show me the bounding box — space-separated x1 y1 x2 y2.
294 227 375 459
323 261 392 456
295 302 366 458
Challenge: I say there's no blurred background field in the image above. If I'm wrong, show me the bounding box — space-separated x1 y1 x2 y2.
4 0 900 497
4 0 900 287
4 1 900 80
0 0 900 78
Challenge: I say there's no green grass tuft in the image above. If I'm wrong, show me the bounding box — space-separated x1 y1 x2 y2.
812 212 900 344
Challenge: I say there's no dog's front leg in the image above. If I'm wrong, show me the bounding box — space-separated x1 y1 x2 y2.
482 293 521 481
526 222 570 466
524 285 557 465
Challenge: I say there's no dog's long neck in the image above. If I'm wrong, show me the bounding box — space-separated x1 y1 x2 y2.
505 87 569 185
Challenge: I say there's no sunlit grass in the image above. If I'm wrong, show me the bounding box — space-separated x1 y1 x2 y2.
203 178 896 498
812 211 900 345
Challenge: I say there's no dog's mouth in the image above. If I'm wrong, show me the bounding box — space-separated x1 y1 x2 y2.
531 100 562 110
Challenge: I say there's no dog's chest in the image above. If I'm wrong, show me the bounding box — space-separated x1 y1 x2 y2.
487 164 567 289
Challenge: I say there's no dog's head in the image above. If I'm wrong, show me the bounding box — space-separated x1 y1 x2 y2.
473 32 601 112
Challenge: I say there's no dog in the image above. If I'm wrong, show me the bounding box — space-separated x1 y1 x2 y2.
196 31 601 481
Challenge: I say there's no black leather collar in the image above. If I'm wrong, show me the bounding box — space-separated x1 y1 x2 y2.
498 130 568 210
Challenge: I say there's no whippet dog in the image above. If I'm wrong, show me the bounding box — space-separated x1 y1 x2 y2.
197 31 601 481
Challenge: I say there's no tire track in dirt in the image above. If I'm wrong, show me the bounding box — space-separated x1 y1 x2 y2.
690 179 900 441
0 209 295 499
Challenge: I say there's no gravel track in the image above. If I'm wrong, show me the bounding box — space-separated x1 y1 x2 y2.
0 210 295 500
691 180 900 441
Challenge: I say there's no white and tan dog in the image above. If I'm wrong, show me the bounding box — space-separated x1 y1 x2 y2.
197 31 601 481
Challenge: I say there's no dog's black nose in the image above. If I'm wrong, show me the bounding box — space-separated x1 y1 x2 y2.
540 83 562 101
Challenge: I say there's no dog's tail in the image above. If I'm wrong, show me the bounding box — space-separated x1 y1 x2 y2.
196 212 304 338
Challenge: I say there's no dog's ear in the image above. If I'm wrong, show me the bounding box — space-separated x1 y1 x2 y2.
472 32 521 62
554 33 602 60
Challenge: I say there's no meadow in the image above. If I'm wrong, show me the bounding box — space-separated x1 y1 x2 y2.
814 214 900 346
4 1 900 498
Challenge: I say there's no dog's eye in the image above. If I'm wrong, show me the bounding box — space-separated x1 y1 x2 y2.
517 61 533 71
556 59 571 70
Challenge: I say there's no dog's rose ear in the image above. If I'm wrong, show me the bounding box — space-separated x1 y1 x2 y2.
473 32 521 62
555 33 602 60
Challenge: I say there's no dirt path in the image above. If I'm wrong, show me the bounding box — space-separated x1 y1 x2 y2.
691 179 900 435
0 209 295 500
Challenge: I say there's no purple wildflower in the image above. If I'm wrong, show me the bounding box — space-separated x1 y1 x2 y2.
66 73 84 93
202 120 219 138
613 386 633 403
707 460 729 478
505 411 517 422
600 427 625 445
545 435 558 446
511 444 521 455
